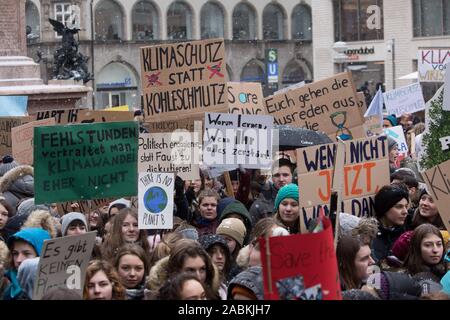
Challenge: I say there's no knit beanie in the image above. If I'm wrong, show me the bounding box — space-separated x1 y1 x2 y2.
216 217 246 247
384 115 398 127
217 197 235 218
274 184 299 212
374 184 409 219
61 212 87 236
387 137 398 151
376 271 421 300
0 155 19 177
391 231 413 262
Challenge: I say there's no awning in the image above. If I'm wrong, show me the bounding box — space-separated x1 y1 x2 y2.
398 71 418 80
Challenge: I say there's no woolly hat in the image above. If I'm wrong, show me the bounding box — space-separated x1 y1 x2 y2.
391 231 413 262
217 197 235 218
216 217 247 247
384 115 398 127
339 212 361 236
387 137 398 151
376 271 421 300
227 266 263 300
61 212 87 236
199 234 230 258
0 155 19 177
177 228 199 241
374 184 409 219
17 198 50 217
108 198 131 215
274 184 299 212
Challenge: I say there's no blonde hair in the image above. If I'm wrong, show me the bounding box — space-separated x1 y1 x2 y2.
23 210 57 238
0 240 9 268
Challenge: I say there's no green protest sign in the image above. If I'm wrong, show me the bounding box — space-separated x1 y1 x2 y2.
34 121 138 204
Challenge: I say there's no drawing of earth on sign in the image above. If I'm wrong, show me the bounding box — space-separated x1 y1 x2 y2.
144 187 168 214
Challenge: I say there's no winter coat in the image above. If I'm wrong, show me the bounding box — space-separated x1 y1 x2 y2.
372 223 405 264
218 199 252 245
227 266 264 300
0 165 34 215
17 257 39 299
191 215 220 237
249 182 278 227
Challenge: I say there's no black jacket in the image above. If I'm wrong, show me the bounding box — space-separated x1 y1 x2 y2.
372 223 405 264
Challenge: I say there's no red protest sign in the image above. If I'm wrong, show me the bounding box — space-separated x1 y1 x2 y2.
259 217 342 300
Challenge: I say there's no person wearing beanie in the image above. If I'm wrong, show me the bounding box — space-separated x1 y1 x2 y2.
383 114 398 128
372 271 421 300
391 230 413 263
108 198 131 218
273 184 300 234
218 197 252 245
61 212 88 236
0 163 34 215
372 183 409 263
216 218 246 259
3 227 51 300
227 266 263 300
387 137 399 174
0 155 19 177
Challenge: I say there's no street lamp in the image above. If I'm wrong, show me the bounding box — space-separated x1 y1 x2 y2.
332 41 349 73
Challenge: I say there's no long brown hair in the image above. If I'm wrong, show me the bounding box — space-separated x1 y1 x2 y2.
336 235 367 290
101 208 149 263
404 224 446 277
83 260 126 300
113 243 150 278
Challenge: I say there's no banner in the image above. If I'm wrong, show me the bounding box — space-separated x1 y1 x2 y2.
33 232 96 300
423 159 450 232
12 118 56 165
0 116 31 156
32 108 82 124
140 38 228 120
34 121 138 204
203 112 273 169
0 96 28 116
228 82 264 115
384 125 408 154
383 83 426 116
138 172 174 229
418 48 450 82
138 132 201 181
263 72 364 141
296 136 390 231
259 217 341 300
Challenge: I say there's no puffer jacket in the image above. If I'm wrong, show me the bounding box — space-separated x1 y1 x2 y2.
0 165 34 215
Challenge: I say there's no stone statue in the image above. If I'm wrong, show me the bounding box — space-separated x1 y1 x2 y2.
49 18 92 84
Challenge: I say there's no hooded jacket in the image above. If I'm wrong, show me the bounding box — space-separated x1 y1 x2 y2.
17 257 39 299
227 266 264 300
249 182 278 227
0 165 34 215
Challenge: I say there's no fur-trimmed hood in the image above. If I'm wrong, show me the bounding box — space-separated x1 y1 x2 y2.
23 210 57 238
0 165 34 195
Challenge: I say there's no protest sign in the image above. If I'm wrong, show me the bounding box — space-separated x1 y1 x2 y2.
78 110 135 123
423 159 450 232
260 217 341 300
34 121 138 204
383 83 425 116
444 62 450 111
418 48 450 82
263 72 364 141
12 118 56 165
296 136 390 231
0 116 31 156
203 112 273 169
33 232 96 300
357 92 368 116
363 116 383 137
0 96 28 116
56 198 112 215
139 132 201 181
145 114 204 133
384 125 408 154
32 108 83 124
140 38 228 120
228 82 265 115
138 172 174 229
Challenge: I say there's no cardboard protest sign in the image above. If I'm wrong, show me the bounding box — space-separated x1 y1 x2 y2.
423 159 450 232
56 198 112 215
363 116 383 137
77 110 135 123
0 116 31 156
263 72 364 141
12 118 56 165
203 112 273 169
0 95 28 116
418 48 450 82
384 125 408 154
33 232 96 300
34 121 138 204
259 217 341 300
296 136 390 231
32 108 83 124
138 172 174 229
383 83 426 116
139 132 201 181
145 114 204 133
228 82 265 115
140 38 228 120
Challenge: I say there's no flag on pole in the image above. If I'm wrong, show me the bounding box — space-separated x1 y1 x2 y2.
364 88 384 118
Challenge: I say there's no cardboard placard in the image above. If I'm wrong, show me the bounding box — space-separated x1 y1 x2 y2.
33 232 96 300
296 136 390 231
263 72 364 141
145 114 204 134
423 159 450 232
384 125 408 154
418 48 450 82
140 38 228 120
138 172 174 229
260 217 341 300
0 116 31 156
34 121 138 204
56 198 113 215
32 108 82 124
383 83 426 116
363 115 383 137
77 110 135 123
138 132 201 181
203 112 273 169
12 118 56 165
228 82 265 115
357 92 368 116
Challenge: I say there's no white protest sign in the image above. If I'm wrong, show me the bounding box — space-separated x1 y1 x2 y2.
383 83 426 116
418 48 450 82
384 125 408 154
443 62 450 111
203 113 273 169
138 172 174 229
33 232 96 300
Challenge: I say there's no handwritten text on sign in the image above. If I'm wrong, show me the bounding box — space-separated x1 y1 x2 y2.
228 82 265 115
34 121 138 204
383 83 425 117
418 48 450 82
0 116 30 156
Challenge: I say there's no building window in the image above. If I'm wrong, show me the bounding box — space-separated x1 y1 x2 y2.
241 60 265 83
132 1 159 40
26 1 40 43
263 4 285 40
282 61 306 85
292 4 312 41
334 0 383 42
201 2 224 39
413 0 450 37
95 0 124 41
232 3 256 40
167 2 193 40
